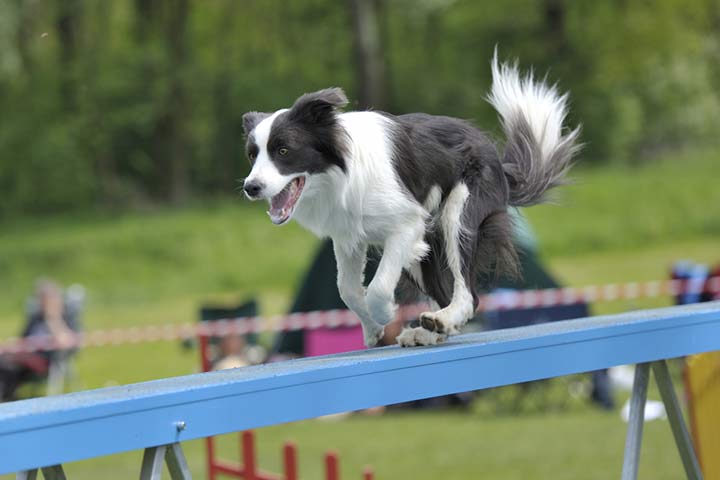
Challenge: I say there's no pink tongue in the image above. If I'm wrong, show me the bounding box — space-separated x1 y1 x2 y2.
270 187 291 214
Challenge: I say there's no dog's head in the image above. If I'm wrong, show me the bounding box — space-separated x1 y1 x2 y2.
242 88 348 225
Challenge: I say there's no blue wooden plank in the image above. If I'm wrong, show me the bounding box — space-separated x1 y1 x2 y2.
1 301 719 474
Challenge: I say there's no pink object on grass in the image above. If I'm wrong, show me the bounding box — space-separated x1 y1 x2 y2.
305 325 365 357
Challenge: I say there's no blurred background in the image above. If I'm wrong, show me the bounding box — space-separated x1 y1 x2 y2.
0 0 719 479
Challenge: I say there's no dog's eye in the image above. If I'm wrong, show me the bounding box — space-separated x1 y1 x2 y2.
278 147 289 156
248 152 256 161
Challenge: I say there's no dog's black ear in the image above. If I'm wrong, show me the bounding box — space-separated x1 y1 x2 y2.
242 111 271 136
289 87 348 124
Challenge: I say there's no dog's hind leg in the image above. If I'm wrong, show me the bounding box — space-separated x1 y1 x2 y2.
418 183 476 338
334 242 385 347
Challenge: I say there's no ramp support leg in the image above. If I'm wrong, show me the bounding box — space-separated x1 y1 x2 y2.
140 443 191 480
652 361 702 480
621 360 703 480
622 362 650 480
17 465 66 480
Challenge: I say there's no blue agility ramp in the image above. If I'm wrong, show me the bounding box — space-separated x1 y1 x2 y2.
2 301 719 479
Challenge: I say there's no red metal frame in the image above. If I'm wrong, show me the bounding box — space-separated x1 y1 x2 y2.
283 442 298 480
325 453 338 480
198 332 374 480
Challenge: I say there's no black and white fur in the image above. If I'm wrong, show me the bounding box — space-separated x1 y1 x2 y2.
242 55 580 347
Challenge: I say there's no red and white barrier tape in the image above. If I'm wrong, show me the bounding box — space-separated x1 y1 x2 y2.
1 277 718 355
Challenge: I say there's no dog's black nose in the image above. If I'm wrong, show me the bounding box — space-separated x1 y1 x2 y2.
243 180 263 198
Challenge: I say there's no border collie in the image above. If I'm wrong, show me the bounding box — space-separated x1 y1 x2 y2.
242 54 580 347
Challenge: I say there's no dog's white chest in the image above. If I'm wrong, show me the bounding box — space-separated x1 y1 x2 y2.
294 184 418 248
291 111 427 248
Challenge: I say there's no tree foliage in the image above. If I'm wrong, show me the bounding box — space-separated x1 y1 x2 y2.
0 0 717 217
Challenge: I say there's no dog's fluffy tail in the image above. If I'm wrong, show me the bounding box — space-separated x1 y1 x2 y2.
487 53 581 207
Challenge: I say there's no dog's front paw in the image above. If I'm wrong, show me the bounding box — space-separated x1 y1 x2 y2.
396 327 446 347
419 311 460 335
419 312 447 334
363 325 385 348
366 288 397 327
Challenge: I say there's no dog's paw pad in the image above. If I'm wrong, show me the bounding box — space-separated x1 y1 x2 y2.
419 312 446 334
396 327 446 347
396 328 417 347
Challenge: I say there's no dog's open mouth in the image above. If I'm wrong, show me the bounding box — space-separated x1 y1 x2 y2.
268 176 305 225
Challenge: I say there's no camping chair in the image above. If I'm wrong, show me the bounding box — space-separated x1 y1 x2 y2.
198 299 266 480
197 299 260 371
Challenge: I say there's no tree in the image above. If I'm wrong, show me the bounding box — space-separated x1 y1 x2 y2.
349 0 388 109
133 0 191 203
155 0 191 203
56 0 82 110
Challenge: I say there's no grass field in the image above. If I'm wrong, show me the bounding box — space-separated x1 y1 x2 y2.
0 147 717 334
0 148 718 478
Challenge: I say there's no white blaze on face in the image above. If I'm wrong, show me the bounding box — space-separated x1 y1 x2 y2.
245 108 292 199
245 108 307 226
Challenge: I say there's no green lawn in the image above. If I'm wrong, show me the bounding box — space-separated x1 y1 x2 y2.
0 148 717 479
0 147 717 335
0 200 319 334
525 147 720 256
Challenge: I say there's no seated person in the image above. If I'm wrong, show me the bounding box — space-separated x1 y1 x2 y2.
212 335 250 371
0 280 81 401
198 301 266 371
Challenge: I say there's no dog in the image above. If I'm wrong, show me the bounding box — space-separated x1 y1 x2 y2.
242 54 580 347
